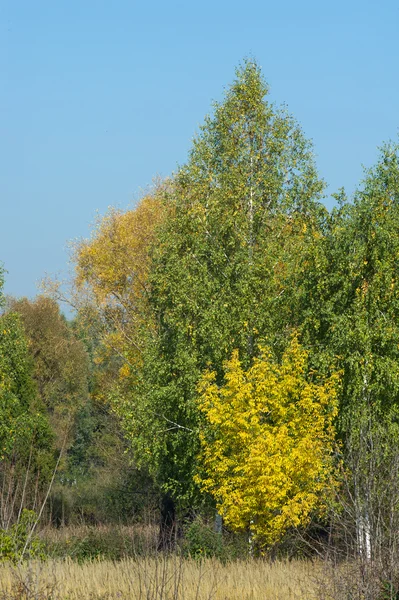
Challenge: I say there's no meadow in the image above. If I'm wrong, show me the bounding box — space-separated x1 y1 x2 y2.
0 556 316 600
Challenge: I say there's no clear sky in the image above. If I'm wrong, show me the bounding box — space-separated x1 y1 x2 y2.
1 0 399 302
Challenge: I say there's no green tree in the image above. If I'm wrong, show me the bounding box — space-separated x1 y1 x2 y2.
0 290 53 527
122 60 327 514
297 142 399 569
7 296 89 453
333 144 399 567
300 143 399 422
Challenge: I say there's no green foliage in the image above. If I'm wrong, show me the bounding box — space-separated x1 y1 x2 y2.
19 60 399 568
58 530 112 562
299 142 399 424
0 510 45 562
5 297 145 529
45 526 157 561
8 296 89 453
0 311 52 463
126 60 326 505
50 465 156 526
183 518 224 560
0 289 55 529
337 402 399 560
295 142 399 593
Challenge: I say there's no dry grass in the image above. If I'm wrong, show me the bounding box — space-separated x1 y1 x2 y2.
0 557 316 600
40 523 158 545
39 523 159 560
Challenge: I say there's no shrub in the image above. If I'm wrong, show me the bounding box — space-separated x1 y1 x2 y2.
0 510 45 562
183 517 225 560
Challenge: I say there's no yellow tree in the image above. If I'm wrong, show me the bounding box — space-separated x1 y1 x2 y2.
71 190 169 392
196 335 339 547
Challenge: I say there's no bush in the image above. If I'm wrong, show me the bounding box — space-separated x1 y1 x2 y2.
0 510 45 562
44 524 158 562
182 517 249 560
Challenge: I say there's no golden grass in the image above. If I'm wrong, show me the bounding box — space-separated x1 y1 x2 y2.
39 523 158 543
0 557 316 600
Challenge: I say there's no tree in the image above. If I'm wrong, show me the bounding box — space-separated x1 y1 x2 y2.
0 312 45 461
0 306 53 528
195 335 338 548
7 295 150 525
300 143 399 419
46 194 169 524
7 296 89 454
329 144 399 570
126 60 326 510
72 190 169 386
295 142 399 591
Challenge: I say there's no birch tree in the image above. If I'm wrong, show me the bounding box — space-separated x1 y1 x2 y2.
300 142 399 569
128 60 326 511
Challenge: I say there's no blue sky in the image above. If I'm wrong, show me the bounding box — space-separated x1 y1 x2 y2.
1 0 399 302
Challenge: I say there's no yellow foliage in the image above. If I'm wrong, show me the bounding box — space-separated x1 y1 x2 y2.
196 335 339 547
75 195 165 307
72 192 169 389
119 363 131 379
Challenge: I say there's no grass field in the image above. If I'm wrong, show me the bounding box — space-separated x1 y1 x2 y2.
0 557 316 600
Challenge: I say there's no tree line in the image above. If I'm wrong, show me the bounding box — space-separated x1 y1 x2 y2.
2 61 399 567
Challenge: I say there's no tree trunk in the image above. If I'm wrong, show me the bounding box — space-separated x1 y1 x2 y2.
157 493 176 551
214 512 222 534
